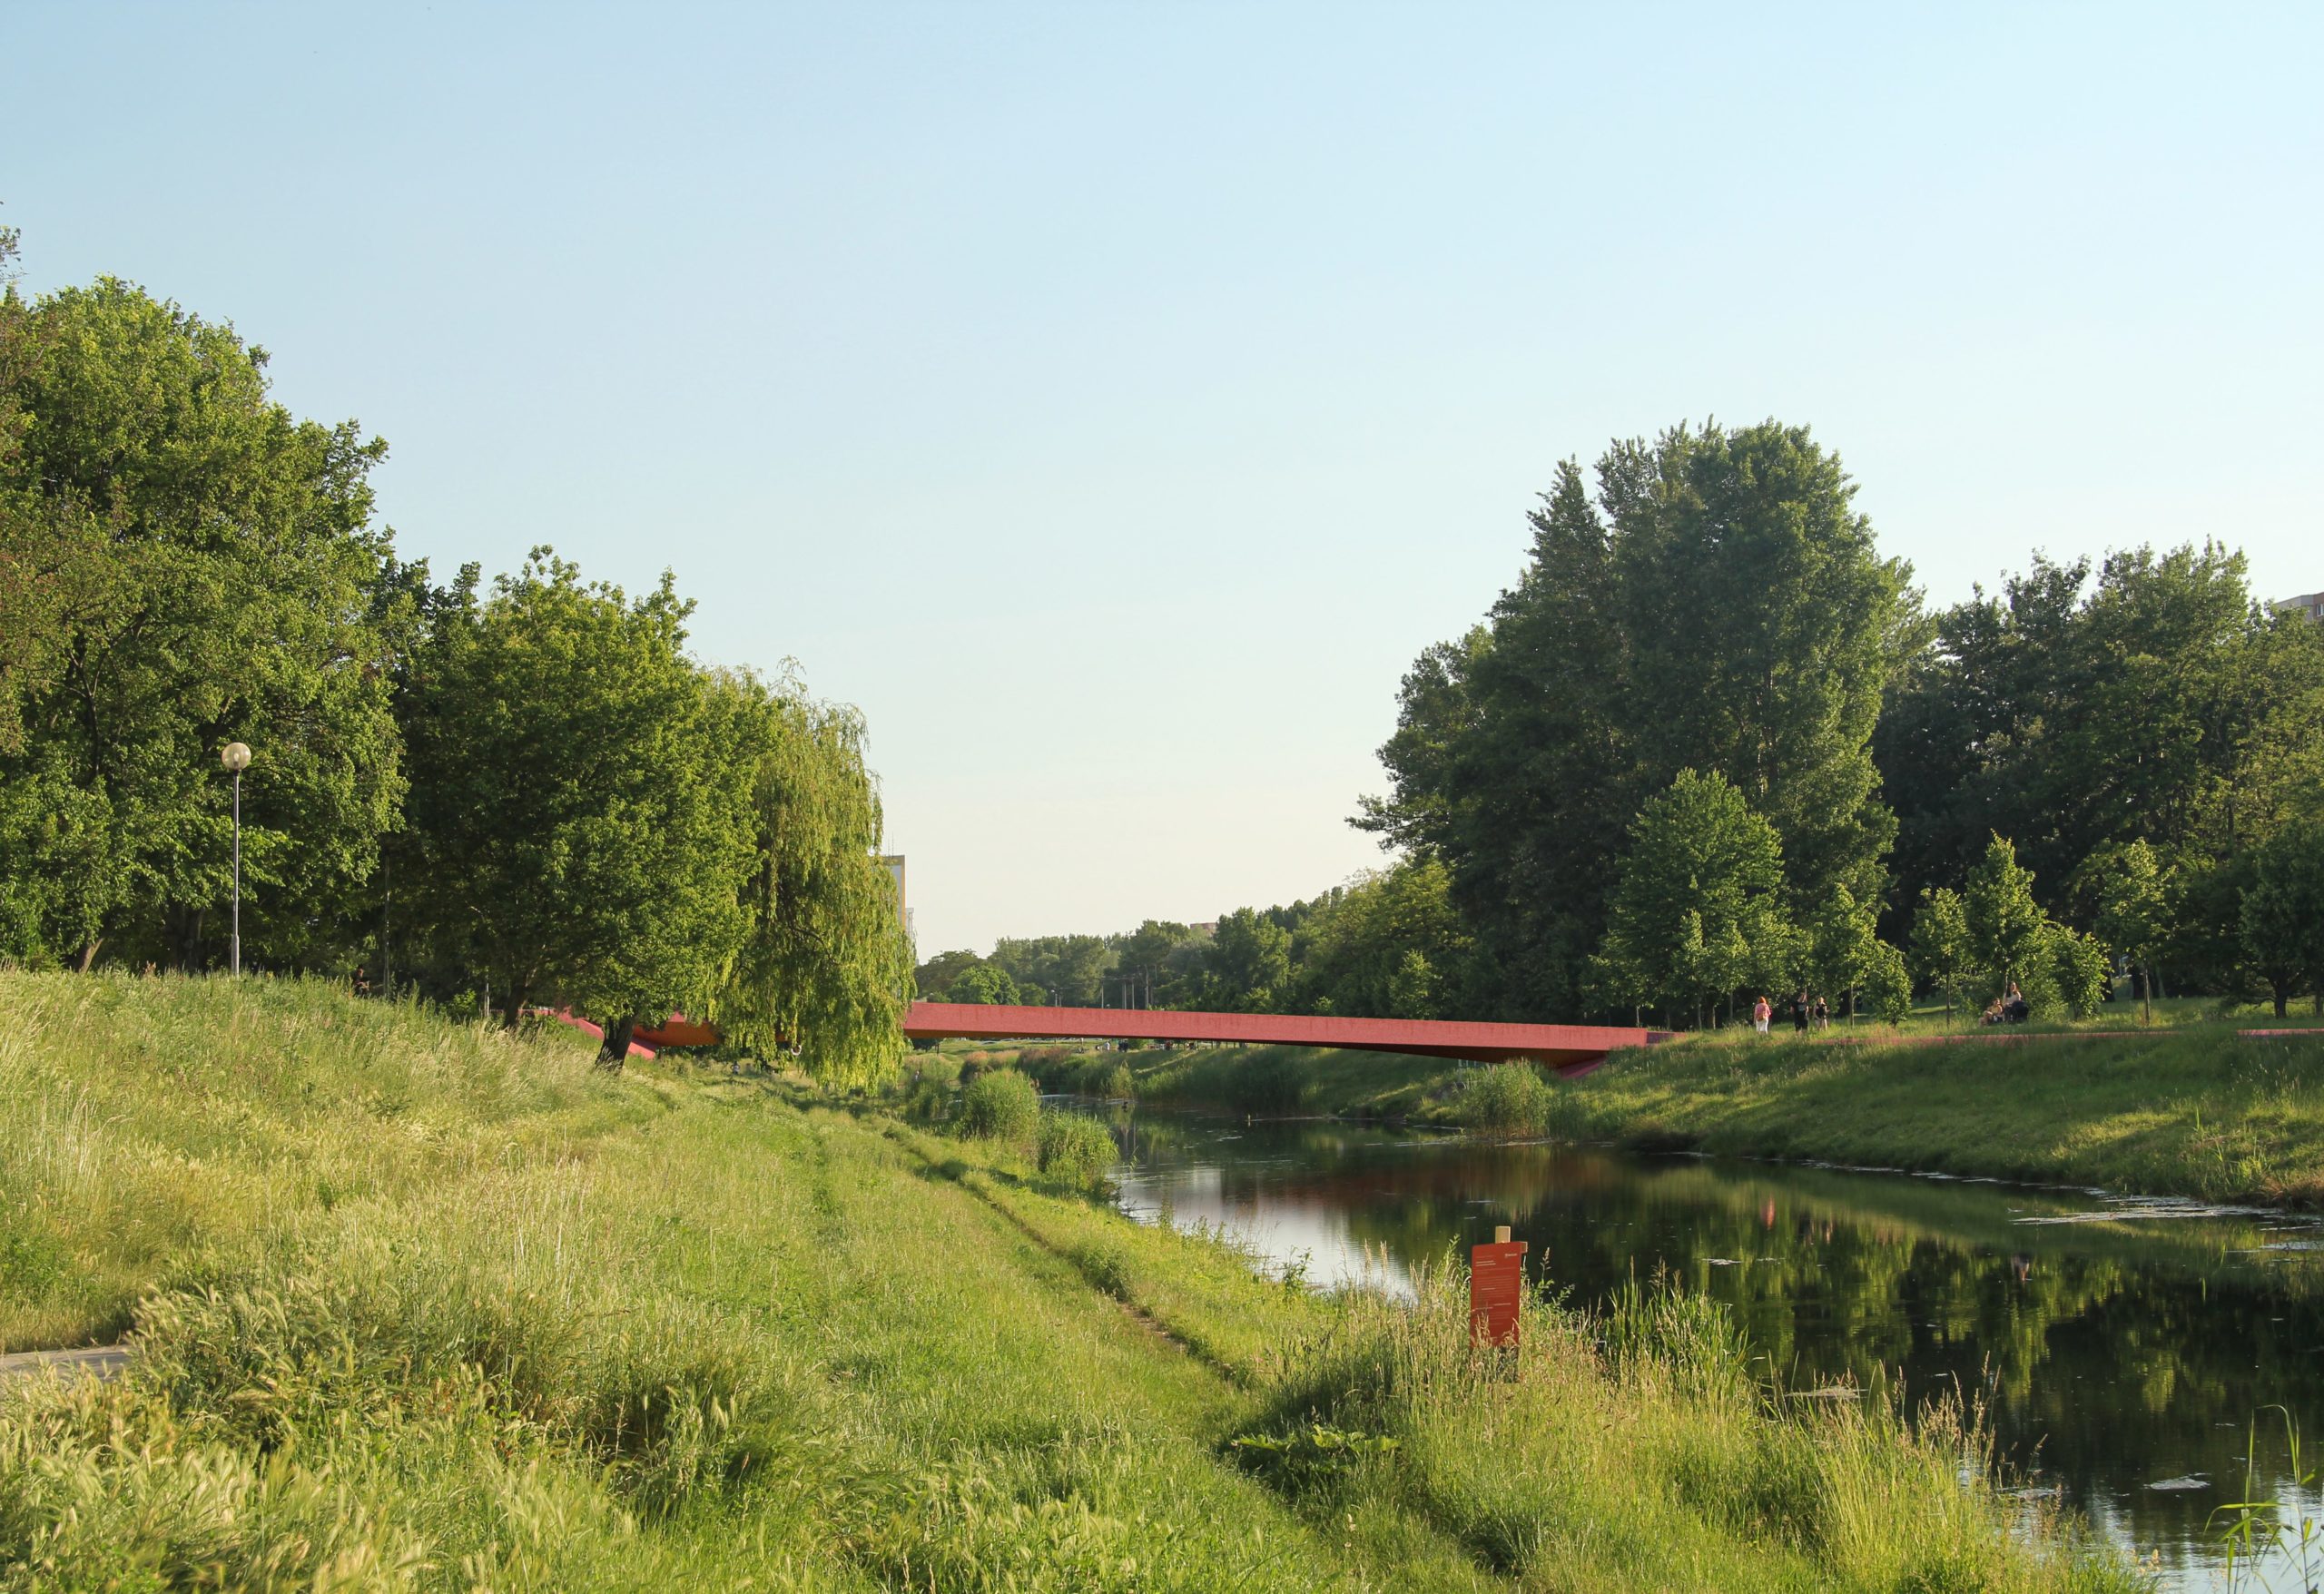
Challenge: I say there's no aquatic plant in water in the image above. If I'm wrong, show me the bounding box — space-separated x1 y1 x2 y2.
2213 1406 2324 1592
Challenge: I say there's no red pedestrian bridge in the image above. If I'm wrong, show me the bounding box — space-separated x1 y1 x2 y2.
904 1001 1669 1078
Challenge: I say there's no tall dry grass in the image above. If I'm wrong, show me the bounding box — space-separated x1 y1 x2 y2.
0 971 643 1351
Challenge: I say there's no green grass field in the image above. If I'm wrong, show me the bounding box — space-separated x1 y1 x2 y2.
0 973 2138 1589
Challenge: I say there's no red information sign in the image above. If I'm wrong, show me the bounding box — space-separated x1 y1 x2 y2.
1469 1231 1528 1348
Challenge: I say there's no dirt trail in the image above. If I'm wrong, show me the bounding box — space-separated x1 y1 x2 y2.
0 1345 129 1383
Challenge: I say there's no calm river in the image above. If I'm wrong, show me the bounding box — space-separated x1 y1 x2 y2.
1098 1107 2324 1590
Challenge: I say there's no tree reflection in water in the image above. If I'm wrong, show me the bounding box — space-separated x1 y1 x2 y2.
1107 1111 2324 1589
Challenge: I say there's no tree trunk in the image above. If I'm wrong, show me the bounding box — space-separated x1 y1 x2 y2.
498 977 531 1031
74 939 103 973
166 907 206 973
596 1015 635 1071
2274 985 2290 1020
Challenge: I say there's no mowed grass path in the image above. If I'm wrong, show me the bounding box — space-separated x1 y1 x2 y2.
0 974 2136 1590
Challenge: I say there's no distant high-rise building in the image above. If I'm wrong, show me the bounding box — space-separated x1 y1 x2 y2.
878 855 908 937
2272 591 2324 624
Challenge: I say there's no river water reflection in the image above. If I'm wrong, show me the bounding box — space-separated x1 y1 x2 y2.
1104 1108 2324 1589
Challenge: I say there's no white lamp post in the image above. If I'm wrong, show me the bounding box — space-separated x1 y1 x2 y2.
222 743 251 975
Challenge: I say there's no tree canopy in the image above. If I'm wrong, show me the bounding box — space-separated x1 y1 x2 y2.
1 250 911 1080
714 678 910 1085
16 232 2321 1039
0 277 401 972
1360 421 1908 1019
1595 770 1799 1025
891 427 2324 1034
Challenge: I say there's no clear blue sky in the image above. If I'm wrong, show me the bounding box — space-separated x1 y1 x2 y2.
10 4 2320 956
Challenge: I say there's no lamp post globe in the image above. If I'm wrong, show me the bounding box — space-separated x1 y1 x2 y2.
222 743 251 974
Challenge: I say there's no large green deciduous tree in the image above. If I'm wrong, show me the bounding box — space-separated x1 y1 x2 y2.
0 276 403 972
989 934 1114 1007
1109 920 1211 1009
2240 821 2324 1019
945 962 1020 1006
1808 884 1882 1018
1294 857 1470 1018
1956 835 2114 1019
1362 422 1907 1019
1877 545 2324 973
1199 909 1293 1012
398 550 755 1060
1595 770 1798 1027
2085 839 2171 1021
708 673 911 1086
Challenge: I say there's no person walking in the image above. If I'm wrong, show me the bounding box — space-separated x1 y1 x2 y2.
1752 995 1772 1035
1812 994 1830 1031
1791 991 1810 1034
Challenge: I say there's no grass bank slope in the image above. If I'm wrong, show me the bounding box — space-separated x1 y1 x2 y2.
0 970 647 1350
1545 1025 2324 1205
0 974 2134 1591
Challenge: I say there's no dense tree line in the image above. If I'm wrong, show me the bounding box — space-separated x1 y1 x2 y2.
913 857 1471 1018
1361 420 2324 1025
0 241 909 1077
931 419 2324 1029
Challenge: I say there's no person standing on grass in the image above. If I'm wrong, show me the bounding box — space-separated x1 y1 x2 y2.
1753 995 1772 1035
1813 994 1830 1031
1792 991 1810 1033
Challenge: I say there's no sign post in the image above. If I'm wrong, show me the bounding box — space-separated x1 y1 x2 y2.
1469 1224 1527 1349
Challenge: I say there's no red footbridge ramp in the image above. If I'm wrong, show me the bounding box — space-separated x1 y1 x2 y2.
904 1002 1669 1079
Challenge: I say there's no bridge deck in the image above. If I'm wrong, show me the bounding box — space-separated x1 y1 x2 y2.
904 1001 1668 1079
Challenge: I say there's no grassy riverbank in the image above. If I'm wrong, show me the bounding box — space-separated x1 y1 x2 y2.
0 973 2136 1589
1000 1005 2324 1205
1542 1023 2324 1205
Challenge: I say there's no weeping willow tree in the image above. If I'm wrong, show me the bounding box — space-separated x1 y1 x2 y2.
710 669 911 1086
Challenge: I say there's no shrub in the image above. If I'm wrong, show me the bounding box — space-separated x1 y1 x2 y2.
901 1075 953 1124
1453 1063 1551 1136
958 1069 1039 1143
1014 1046 1083 1092
2047 923 2113 1019
1036 1110 1118 1187
1860 939 1914 1026
1013 1048 1142 1099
